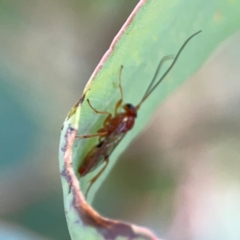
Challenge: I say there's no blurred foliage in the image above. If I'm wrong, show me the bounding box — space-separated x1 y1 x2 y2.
7 194 69 239
1 0 240 240
0 77 37 168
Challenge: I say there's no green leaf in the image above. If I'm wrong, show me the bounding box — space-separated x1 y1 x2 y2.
59 0 240 239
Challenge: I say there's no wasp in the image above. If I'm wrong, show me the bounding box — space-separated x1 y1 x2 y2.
76 31 201 198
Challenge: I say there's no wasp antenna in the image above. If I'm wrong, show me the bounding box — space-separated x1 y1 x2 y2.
136 54 175 109
136 30 202 109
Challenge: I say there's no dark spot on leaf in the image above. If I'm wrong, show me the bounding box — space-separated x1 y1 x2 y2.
67 94 86 120
78 93 86 106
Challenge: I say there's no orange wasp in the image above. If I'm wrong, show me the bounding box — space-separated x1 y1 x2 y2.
76 31 201 198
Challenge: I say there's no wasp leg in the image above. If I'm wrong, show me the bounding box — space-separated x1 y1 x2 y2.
114 65 124 116
75 132 107 139
87 99 111 116
85 157 109 199
87 98 112 128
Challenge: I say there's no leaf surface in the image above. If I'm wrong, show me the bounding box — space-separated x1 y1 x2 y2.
59 0 240 239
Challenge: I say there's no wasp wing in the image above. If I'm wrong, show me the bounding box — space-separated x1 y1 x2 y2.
80 118 129 177
84 131 126 174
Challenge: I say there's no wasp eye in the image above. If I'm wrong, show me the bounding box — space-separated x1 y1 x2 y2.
126 103 134 110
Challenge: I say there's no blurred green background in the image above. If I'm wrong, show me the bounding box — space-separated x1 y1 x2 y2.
1 1 240 240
